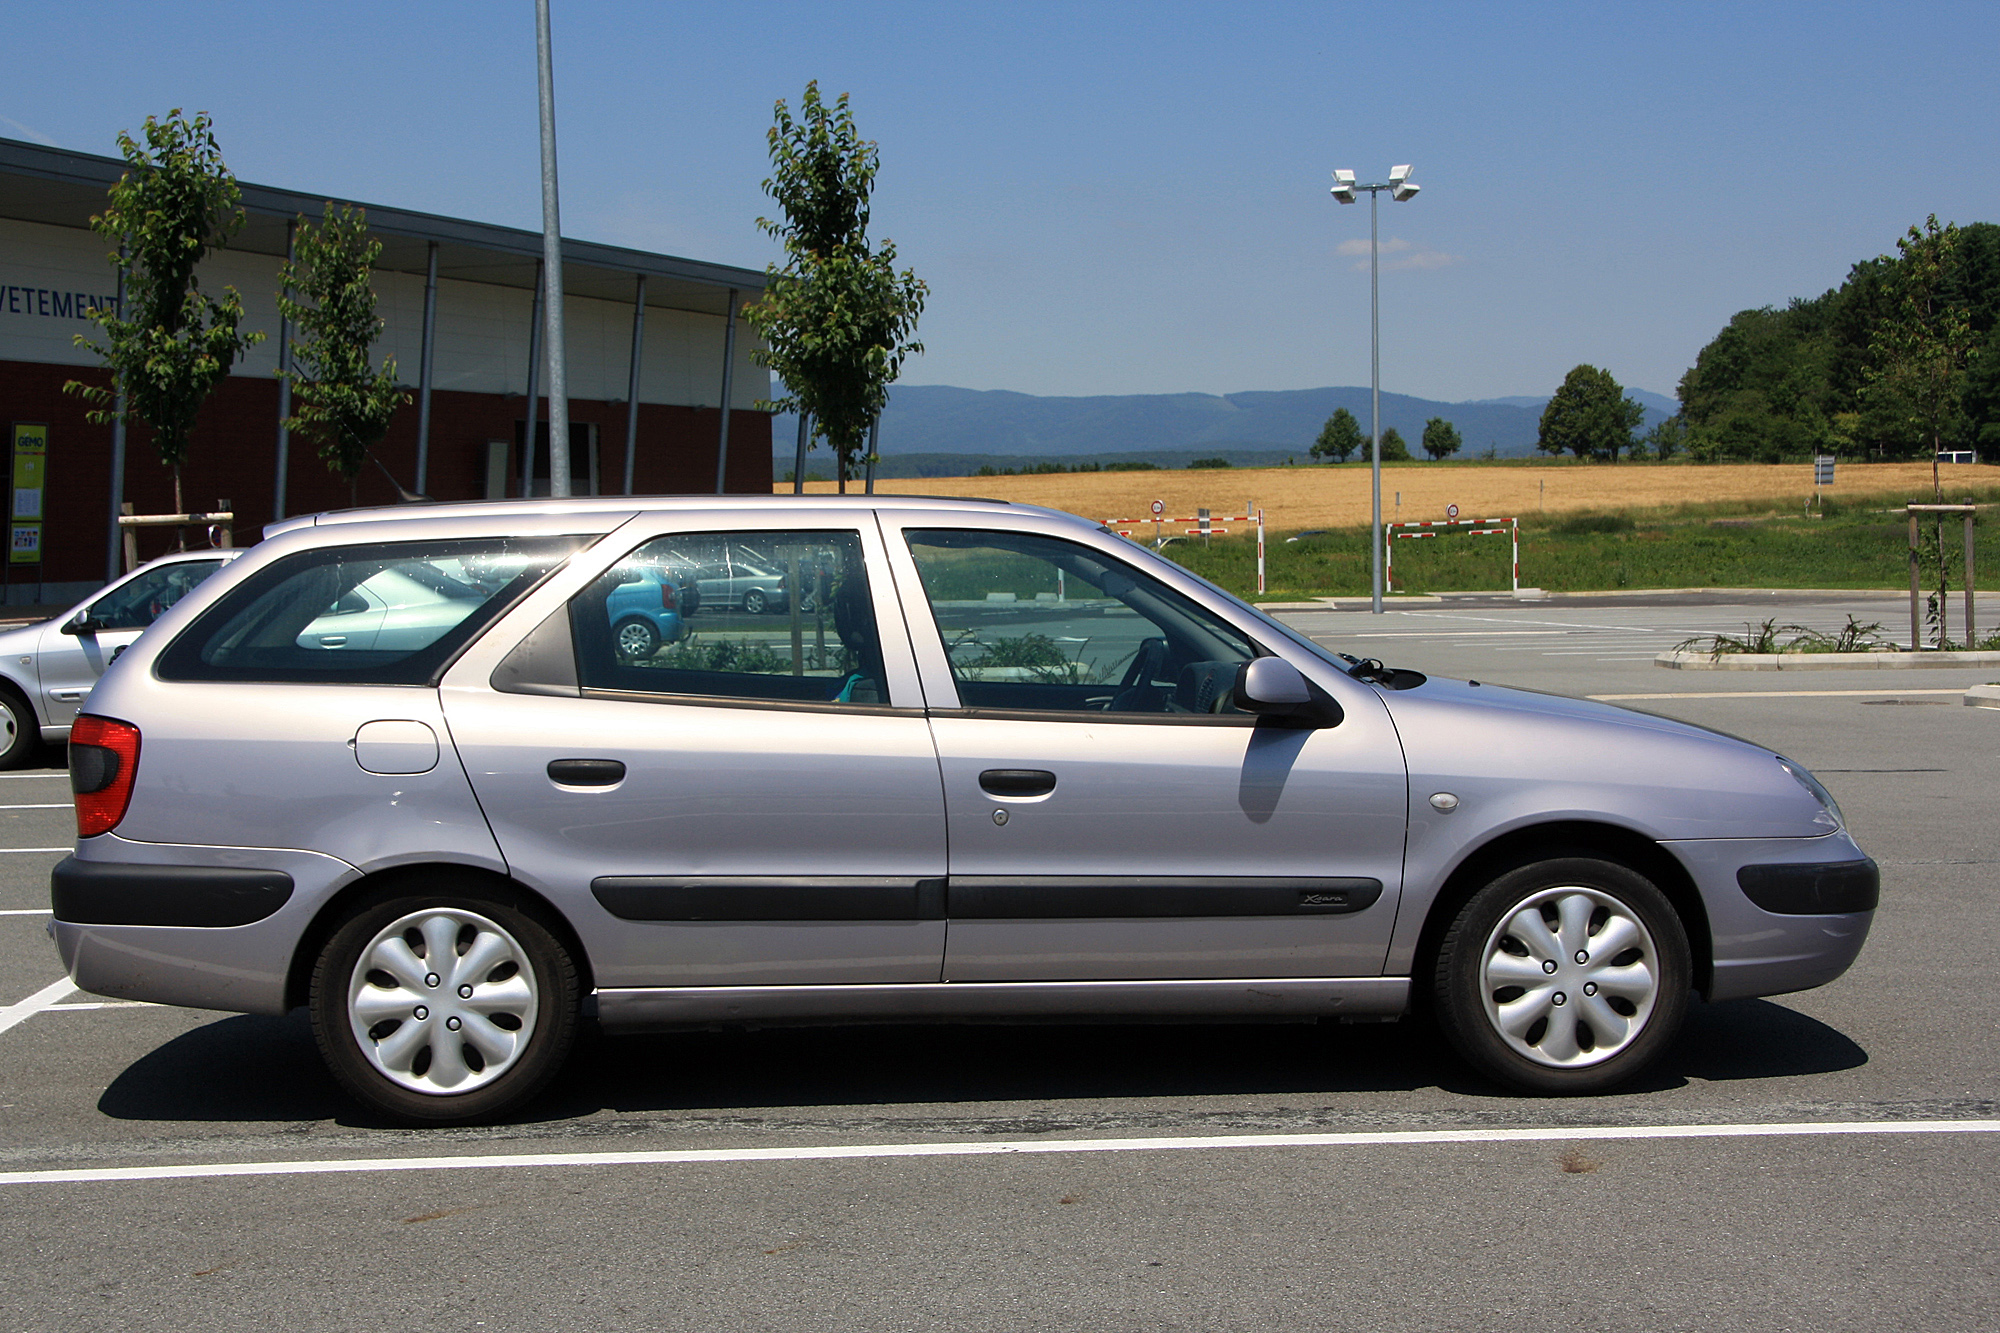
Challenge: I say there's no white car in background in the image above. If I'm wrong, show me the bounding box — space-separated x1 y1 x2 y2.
0 549 237 766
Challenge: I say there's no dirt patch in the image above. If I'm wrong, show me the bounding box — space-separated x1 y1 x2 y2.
784 462 1998 531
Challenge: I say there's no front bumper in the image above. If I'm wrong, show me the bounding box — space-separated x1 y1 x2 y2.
1667 834 1877 1001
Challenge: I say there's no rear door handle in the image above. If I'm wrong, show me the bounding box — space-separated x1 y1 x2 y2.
548 758 626 787
979 768 1056 797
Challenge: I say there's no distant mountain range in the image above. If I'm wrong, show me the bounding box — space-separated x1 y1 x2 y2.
774 385 1677 476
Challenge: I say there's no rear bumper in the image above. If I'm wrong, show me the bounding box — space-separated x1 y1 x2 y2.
48 837 360 1015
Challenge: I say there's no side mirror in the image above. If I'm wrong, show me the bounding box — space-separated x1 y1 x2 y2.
1235 657 1341 727
61 615 102 637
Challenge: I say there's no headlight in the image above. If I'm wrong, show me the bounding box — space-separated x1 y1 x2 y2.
1777 756 1843 831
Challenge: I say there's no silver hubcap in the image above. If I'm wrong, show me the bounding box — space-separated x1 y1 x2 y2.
347 908 538 1096
1479 886 1659 1069
616 622 654 656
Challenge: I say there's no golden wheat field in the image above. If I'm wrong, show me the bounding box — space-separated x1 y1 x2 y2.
782 461 2000 530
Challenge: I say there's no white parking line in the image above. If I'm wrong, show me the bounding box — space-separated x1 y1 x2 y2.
0 848 71 854
0 908 51 916
0 977 75 1038
0 804 71 810
2 1118 1995 1188
1592 689 1969 701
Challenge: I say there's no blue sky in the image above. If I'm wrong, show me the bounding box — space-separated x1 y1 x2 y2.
9 2 1998 403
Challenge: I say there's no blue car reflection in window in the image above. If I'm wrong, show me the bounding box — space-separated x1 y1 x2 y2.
603 567 687 660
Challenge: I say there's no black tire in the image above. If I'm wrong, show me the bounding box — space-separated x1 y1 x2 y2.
613 616 660 660
309 884 579 1125
1433 857 1690 1094
742 588 767 615
0 687 38 770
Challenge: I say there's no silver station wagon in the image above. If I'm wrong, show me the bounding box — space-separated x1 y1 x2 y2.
49 496 1876 1123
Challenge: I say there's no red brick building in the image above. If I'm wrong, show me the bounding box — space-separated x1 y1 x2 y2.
1 138 771 603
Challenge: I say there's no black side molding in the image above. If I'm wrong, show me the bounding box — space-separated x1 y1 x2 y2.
947 876 1383 918
593 876 948 921
1737 858 1880 915
51 856 294 927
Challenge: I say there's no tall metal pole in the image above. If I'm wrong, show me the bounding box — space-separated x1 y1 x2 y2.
535 0 570 497
520 262 543 499
623 274 646 496
792 412 810 495
1369 188 1382 614
273 223 294 522
105 255 128 582
415 240 439 495
714 288 738 494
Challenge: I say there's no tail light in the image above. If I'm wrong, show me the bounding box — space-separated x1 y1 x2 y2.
71 715 140 837
659 578 677 612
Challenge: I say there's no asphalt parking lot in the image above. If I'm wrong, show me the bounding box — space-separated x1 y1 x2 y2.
0 590 1995 1330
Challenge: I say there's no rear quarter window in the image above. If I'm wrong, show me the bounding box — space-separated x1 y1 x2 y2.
154 536 587 685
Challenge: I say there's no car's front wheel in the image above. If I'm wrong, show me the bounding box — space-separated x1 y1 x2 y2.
309 888 579 1124
1433 857 1690 1094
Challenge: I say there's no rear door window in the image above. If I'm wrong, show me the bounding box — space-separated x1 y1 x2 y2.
571 530 883 705
156 536 586 684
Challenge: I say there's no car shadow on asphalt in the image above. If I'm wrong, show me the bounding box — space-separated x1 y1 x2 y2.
93 996 1867 1127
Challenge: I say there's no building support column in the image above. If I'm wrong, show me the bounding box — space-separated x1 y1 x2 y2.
622 274 645 495
414 239 438 495
714 288 738 494
273 222 295 522
520 262 543 499
105 256 127 582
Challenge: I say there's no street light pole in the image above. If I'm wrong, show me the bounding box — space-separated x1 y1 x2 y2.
1331 165 1420 613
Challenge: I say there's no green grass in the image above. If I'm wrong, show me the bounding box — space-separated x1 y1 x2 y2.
1157 489 2000 600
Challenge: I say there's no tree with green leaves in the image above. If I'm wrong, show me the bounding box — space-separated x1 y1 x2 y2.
1865 216 1979 499
277 203 410 495
1538 364 1644 460
1420 416 1462 460
1311 406 1363 462
1378 426 1411 461
66 109 264 514
742 82 927 492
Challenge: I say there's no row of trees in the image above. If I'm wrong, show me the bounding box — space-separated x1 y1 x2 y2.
1309 408 1464 462
1676 217 1995 463
70 89 933 510
67 110 407 509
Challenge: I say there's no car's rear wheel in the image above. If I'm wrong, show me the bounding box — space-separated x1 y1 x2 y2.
309 888 579 1124
742 589 767 615
1433 858 1689 1094
0 687 38 770
613 616 660 659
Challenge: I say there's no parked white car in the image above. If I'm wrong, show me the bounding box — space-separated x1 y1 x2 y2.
0 549 236 766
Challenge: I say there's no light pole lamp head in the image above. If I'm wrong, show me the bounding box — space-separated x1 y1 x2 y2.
1388 164 1419 201
1330 169 1357 204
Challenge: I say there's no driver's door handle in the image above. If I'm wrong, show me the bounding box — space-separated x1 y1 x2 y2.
979 769 1057 798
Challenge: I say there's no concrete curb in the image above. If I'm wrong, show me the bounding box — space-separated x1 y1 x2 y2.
1657 649 2000 671
1966 684 2000 709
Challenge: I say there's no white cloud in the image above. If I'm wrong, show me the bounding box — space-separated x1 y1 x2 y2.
1335 237 1462 271
0 117 58 147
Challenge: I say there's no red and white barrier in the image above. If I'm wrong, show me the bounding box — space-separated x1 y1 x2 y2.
1385 517 1519 593
1108 506 1268 594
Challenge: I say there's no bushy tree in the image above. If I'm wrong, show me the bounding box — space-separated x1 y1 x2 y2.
1866 216 1978 496
743 82 927 491
277 203 409 492
1538 364 1644 460
66 110 264 513
1420 416 1462 460
1378 426 1411 461
1311 407 1364 462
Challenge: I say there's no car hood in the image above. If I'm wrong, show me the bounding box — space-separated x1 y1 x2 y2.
1373 676 1835 842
